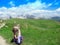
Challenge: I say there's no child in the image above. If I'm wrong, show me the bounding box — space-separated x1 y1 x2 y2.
11 24 23 45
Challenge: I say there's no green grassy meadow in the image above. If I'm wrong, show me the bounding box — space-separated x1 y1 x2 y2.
0 19 60 45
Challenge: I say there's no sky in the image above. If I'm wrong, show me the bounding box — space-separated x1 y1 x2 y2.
0 0 60 18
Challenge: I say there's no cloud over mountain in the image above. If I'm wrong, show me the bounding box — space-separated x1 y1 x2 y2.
0 0 60 19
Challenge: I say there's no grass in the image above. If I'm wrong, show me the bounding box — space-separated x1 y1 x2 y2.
0 18 60 45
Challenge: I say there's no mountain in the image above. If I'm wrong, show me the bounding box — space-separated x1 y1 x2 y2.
0 10 60 20
51 16 60 21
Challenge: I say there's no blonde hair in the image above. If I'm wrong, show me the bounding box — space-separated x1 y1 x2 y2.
13 24 20 29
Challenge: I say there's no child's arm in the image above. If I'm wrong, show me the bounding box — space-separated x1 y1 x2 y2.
14 34 18 39
18 29 21 36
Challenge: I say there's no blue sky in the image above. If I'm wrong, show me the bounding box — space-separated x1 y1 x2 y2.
0 0 60 18
0 0 60 10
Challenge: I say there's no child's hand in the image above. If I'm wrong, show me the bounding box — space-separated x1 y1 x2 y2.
14 36 18 39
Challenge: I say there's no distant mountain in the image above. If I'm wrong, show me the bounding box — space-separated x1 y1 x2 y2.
0 9 60 20
51 16 60 21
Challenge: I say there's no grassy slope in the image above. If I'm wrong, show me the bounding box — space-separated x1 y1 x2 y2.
0 19 60 45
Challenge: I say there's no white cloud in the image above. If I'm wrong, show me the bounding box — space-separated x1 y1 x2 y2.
9 1 15 7
56 8 60 11
18 0 47 10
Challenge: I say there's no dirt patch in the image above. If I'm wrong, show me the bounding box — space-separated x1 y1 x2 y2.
0 36 9 45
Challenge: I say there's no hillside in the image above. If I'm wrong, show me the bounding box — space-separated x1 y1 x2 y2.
0 19 60 45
